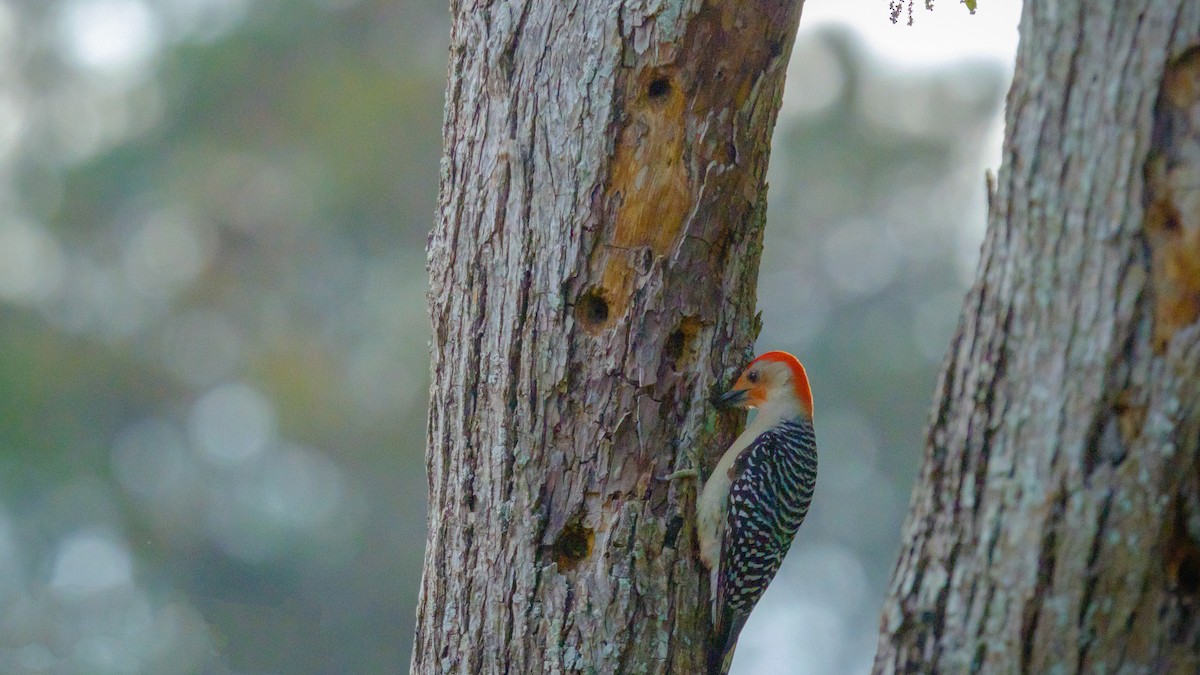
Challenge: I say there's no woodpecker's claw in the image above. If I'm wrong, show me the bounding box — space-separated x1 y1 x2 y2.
664 468 698 481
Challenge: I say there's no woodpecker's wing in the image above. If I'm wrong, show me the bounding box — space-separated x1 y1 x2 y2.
709 418 817 674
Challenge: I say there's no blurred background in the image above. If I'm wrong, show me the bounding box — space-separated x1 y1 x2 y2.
0 0 1016 673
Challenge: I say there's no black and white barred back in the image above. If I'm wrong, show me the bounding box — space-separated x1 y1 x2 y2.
710 417 818 674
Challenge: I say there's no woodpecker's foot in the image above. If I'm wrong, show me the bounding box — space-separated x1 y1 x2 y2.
663 468 698 481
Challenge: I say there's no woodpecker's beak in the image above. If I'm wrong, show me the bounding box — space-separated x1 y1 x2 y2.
715 387 749 409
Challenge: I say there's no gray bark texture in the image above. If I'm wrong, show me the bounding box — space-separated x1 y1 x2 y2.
413 0 804 672
875 2 1200 673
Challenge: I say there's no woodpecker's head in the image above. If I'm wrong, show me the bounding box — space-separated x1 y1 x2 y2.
716 351 813 419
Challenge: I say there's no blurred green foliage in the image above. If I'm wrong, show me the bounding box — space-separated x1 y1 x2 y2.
0 1 1005 673
0 0 445 672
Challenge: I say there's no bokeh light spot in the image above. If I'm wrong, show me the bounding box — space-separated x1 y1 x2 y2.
263 445 344 529
782 34 845 121
0 219 64 305
189 382 276 467
50 531 132 596
123 207 215 298
0 94 26 160
60 0 162 75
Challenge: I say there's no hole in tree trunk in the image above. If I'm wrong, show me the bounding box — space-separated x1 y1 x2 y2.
1166 494 1200 604
664 330 685 361
552 513 594 571
647 77 671 100
663 316 702 370
1177 550 1200 597
576 289 610 331
664 515 684 548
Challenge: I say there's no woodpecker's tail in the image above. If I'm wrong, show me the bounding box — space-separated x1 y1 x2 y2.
706 643 733 675
707 612 747 675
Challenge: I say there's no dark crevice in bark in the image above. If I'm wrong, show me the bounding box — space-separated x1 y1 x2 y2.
970 641 986 674
461 520 478 669
1076 489 1113 668
1054 6 1086 169
973 305 1011 521
559 584 576 654
503 265 533 501
907 558 926 619
926 541 959 672
503 2 531 85
1115 573 1148 666
1021 487 1067 673
1082 413 1115 480
502 562 518 675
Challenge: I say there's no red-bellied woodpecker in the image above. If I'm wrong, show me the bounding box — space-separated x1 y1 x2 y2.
697 350 817 675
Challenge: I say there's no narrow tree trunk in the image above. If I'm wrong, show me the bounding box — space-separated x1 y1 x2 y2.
414 1 804 671
875 2 1200 673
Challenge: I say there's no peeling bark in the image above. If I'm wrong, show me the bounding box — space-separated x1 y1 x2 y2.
413 0 805 672
875 2 1200 673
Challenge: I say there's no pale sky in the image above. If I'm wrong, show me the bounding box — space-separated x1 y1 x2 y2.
801 0 1021 69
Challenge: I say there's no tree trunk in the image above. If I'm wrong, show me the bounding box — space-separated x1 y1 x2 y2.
413 1 804 672
875 2 1200 673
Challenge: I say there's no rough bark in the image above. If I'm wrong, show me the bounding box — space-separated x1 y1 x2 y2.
875 2 1200 673
413 0 804 672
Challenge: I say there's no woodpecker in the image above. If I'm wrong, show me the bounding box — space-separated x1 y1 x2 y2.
697 350 817 675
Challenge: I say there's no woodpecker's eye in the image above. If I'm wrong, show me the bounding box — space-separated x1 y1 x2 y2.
747 370 759 384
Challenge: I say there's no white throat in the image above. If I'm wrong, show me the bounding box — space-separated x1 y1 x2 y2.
744 391 804 438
